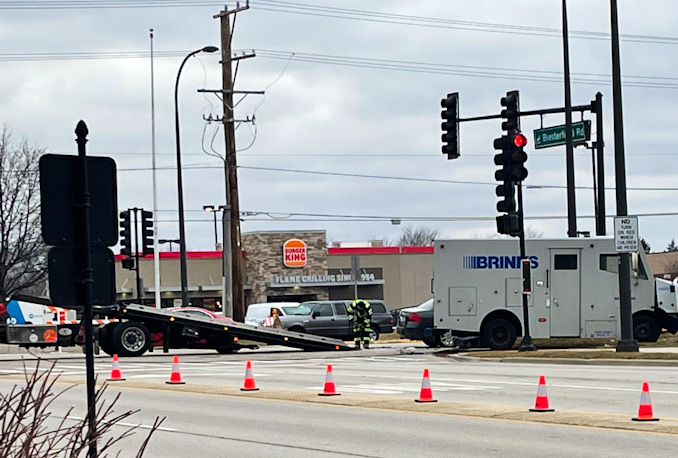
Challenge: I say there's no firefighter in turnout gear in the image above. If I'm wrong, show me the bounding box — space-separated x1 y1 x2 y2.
348 299 373 349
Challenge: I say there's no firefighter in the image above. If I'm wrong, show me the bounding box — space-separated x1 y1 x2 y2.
348 299 373 349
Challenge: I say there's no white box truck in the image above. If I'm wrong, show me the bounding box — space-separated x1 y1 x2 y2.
432 237 678 350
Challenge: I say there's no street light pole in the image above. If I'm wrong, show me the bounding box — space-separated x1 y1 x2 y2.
219 205 232 317
174 46 218 307
203 205 218 249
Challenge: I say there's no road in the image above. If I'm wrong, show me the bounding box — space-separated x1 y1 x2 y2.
3 346 678 456
2 347 678 417
3 381 678 457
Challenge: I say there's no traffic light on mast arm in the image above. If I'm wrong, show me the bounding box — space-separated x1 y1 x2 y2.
119 210 132 256
440 92 460 159
141 210 154 257
501 90 520 132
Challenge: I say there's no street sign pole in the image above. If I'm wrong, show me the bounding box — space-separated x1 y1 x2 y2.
75 121 97 458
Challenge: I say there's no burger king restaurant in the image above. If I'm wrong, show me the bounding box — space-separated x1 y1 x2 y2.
115 230 434 310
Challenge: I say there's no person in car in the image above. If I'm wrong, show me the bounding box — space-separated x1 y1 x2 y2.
348 299 373 349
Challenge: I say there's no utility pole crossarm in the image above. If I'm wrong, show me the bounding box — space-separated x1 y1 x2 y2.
213 0 250 18
198 89 265 95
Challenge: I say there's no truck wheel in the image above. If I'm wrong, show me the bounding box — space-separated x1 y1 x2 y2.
111 322 151 357
482 318 517 350
633 315 660 342
98 323 118 356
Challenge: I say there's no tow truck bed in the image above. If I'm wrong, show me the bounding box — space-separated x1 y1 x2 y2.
108 303 352 354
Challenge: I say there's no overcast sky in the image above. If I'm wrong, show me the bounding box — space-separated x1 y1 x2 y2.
3 0 678 252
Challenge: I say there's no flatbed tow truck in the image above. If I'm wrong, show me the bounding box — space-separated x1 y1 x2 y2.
0 300 352 356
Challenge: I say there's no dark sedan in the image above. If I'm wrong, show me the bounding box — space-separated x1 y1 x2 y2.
396 298 438 346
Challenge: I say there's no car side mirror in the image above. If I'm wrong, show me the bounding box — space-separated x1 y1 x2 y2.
312 311 320 318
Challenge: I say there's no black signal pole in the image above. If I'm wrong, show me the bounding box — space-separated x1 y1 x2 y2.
562 0 577 238
610 0 638 352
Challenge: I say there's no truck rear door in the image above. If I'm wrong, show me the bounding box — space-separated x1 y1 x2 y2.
549 249 581 337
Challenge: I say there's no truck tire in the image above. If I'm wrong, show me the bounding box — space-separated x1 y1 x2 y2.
111 322 151 357
482 318 517 350
98 323 118 357
633 315 660 342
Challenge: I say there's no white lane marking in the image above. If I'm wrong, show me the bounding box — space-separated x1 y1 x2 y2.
66 416 177 432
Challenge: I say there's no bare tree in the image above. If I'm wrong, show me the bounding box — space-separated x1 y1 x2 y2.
0 360 164 457
0 125 47 300
393 226 439 246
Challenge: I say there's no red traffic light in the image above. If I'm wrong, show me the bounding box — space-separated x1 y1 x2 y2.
513 133 527 148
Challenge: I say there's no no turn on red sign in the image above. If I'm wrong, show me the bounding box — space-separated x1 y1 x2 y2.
614 216 639 253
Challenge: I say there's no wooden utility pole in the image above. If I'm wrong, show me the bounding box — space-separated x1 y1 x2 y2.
215 5 246 321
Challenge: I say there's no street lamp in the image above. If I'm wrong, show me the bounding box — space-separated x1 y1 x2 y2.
175 45 218 307
203 205 218 249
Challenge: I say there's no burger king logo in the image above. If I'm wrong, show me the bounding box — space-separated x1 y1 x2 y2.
283 239 307 268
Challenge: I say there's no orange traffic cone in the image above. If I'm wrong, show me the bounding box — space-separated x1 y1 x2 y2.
240 360 259 391
633 382 659 421
318 364 341 396
529 375 555 412
106 354 125 381
415 369 437 403
166 355 185 385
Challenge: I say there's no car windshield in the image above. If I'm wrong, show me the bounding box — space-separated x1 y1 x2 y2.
281 305 299 314
417 299 434 311
293 304 315 315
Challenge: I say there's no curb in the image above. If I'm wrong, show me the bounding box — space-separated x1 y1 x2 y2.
450 354 678 367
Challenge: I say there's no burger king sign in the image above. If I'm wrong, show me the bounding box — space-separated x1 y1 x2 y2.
283 239 307 268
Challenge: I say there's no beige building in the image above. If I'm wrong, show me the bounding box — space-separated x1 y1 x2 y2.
115 230 434 311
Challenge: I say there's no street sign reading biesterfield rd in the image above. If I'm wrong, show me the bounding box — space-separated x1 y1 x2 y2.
533 120 591 149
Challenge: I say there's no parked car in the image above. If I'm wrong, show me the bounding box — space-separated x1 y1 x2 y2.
396 298 455 347
245 302 300 326
166 307 235 324
396 299 436 346
278 300 394 341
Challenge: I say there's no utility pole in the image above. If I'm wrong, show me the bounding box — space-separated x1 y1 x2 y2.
215 3 248 321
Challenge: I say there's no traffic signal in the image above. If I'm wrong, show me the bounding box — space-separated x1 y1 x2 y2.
496 212 520 237
500 90 520 132
493 134 515 213
119 210 132 256
141 210 154 257
440 92 460 159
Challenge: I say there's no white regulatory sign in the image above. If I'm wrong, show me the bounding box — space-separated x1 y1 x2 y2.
614 216 639 253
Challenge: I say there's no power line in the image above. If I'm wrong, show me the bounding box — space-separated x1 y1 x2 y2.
4 0 678 46
4 48 677 90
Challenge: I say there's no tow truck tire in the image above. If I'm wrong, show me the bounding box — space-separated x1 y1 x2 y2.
482 318 517 350
98 323 118 356
633 315 660 343
111 322 151 357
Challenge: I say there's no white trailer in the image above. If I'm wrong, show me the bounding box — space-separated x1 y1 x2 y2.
432 238 678 349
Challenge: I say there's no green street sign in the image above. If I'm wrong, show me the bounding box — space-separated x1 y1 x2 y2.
533 120 591 149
